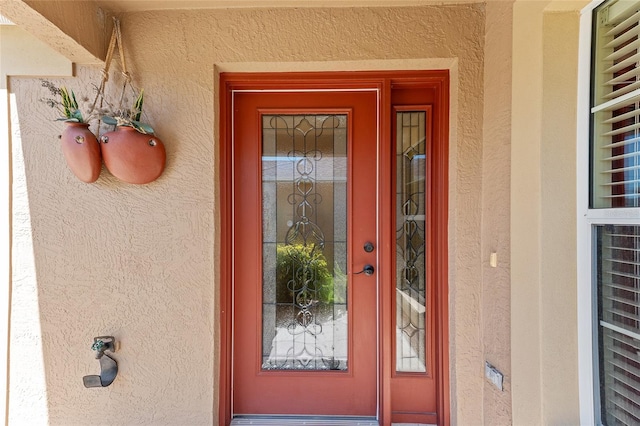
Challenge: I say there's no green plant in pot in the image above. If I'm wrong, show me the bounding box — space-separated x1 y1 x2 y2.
100 89 166 184
275 243 334 306
41 80 101 183
101 89 154 134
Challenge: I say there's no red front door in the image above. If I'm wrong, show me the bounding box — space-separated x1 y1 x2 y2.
232 89 378 416
221 71 450 426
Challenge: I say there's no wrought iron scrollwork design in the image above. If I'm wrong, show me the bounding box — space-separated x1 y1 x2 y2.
263 115 345 371
395 111 427 373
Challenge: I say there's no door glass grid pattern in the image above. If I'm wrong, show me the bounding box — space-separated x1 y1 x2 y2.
395 111 427 373
261 114 348 371
597 225 640 425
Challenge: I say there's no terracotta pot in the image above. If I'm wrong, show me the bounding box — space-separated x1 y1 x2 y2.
60 122 102 183
100 126 166 184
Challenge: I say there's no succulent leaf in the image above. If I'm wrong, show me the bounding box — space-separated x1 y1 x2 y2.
58 86 83 122
133 89 144 122
132 120 154 134
101 116 118 125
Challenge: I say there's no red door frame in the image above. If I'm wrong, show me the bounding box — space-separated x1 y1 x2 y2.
219 71 449 426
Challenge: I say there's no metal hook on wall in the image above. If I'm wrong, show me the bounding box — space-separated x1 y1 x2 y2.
82 336 118 388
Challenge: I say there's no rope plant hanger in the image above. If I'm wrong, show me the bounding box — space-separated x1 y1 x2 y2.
92 17 154 135
96 17 167 185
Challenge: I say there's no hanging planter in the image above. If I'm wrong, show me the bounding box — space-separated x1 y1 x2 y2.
101 126 166 185
40 18 167 186
96 19 166 185
60 122 101 183
41 82 102 183
100 90 166 184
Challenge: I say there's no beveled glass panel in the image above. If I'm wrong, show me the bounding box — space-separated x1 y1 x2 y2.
396 111 427 373
262 114 348 371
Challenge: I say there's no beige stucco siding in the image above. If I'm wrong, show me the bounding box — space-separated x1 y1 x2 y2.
510 4 581 425
540 11 580 423
481 2 513 424
4 2 586 425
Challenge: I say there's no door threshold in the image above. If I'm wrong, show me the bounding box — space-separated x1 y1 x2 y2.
230 416 379 426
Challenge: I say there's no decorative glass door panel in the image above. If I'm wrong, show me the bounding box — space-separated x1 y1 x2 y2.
262 114 348 371
232 90 378 417
396 111 427 373
389 104 437 424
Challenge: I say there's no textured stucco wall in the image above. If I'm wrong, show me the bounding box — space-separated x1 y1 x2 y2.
511 3 581 424
481 2 513 425
8 4 498 425
540 11 580 424
511 2 545 422
1 23 73 426
11 64 216 425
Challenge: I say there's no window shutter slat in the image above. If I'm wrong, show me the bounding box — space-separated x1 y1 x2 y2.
610 327 640 351
602 135 640 149
604 80 640 100
603 37 640 62
604 52 640 75
604 9 640 37
600 163 640 174
610 406 640 426
602 120 640 137
602 178 640 186
606 257 640 266
607 392 640 423
601 320 640 345
605 307 639 324
604 281 640 292
605 294 640 309
605 22 640 48
603 110 640 125
608 362 640 399
607 345 640 369
604 67 640 86
609 369 640 396
602 151 640 161
602 194 640 199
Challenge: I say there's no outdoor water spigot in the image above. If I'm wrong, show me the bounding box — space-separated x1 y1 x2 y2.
91 338 109 359
83 336 118 388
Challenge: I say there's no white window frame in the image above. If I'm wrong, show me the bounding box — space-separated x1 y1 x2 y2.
577 6 596 423
578 1 640 423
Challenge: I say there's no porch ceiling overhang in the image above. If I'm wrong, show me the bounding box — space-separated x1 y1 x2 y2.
91 0 589 13
91 0 485 12
0 0 589 66
0 0 110 64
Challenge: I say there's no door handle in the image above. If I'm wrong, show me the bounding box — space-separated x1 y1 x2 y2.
354 264 375 276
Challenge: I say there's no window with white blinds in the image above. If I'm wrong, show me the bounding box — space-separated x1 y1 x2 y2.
592 1 640 208
591 2 640 424
596 225 640 425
